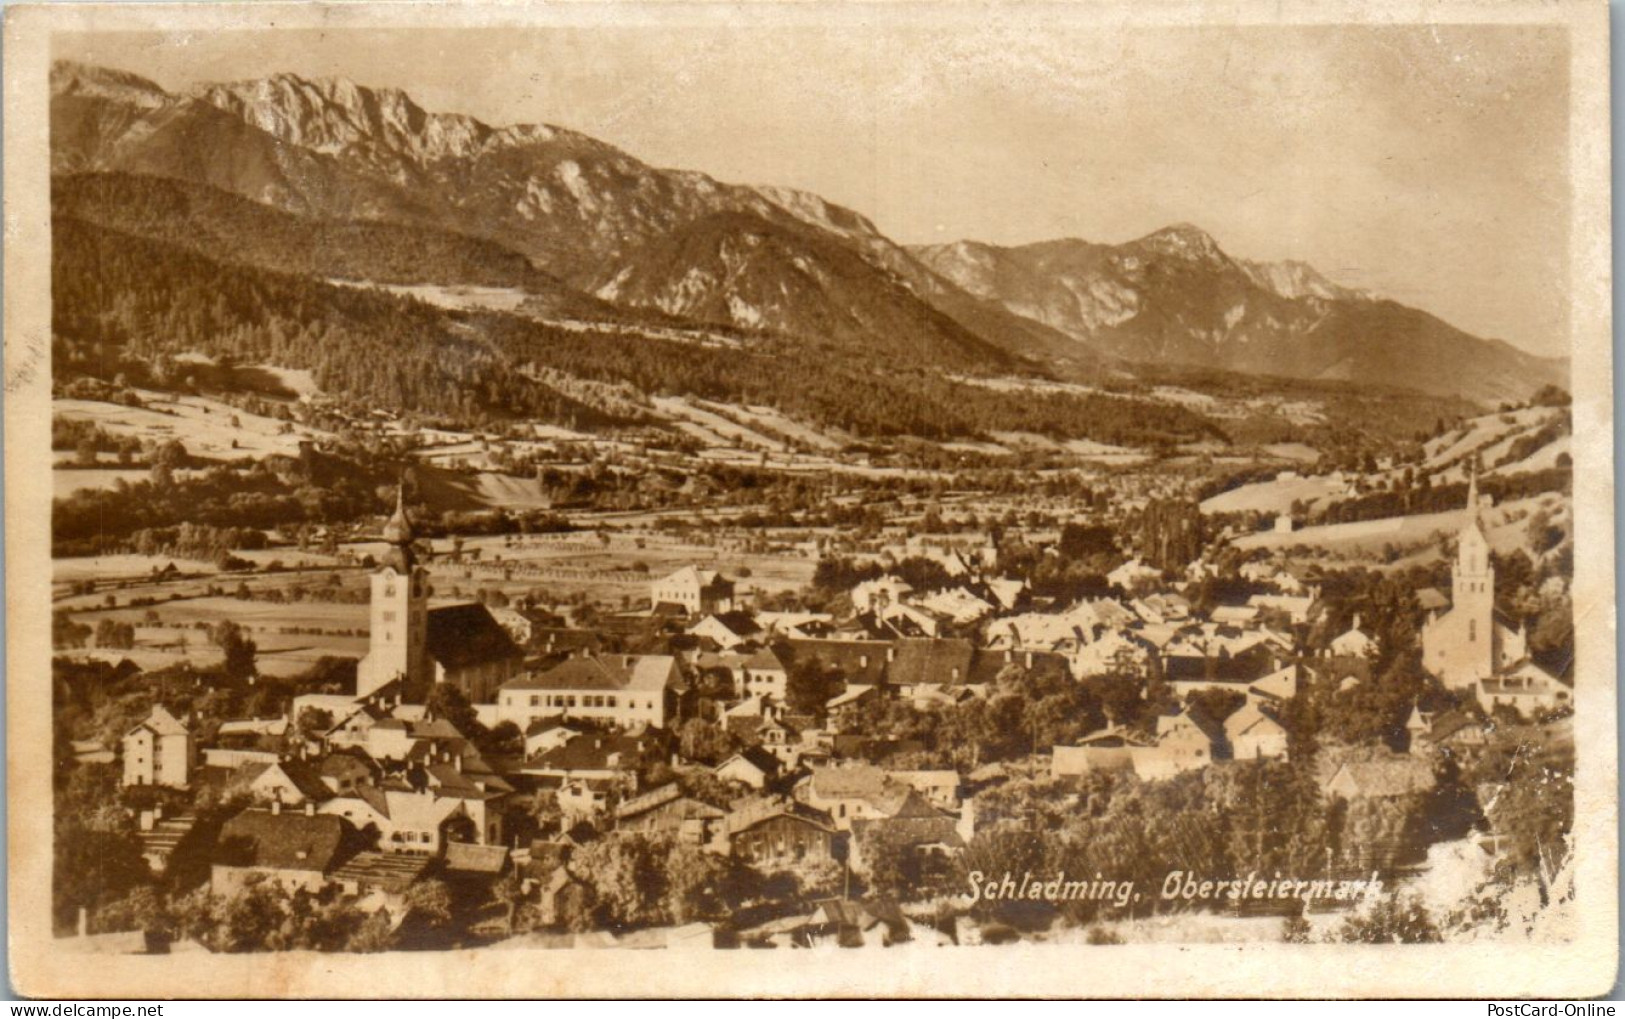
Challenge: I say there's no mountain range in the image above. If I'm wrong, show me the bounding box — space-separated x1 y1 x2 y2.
49 59 1566 405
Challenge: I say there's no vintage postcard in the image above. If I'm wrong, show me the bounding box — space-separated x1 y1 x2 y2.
4 0 1615 999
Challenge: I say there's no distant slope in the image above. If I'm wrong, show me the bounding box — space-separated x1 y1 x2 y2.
52 172 631 321
911 227 1568 405
593 210 1019 371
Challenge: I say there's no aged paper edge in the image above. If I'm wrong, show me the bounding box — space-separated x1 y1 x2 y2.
4 0 1616 999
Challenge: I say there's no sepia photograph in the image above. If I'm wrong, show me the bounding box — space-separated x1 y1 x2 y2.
3 0 1615 999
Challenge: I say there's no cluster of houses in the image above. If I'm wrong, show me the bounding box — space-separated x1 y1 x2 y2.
106 479 1569 940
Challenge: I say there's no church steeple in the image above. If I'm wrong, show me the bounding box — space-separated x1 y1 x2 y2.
1424 465 1502 690
383 484 414 544
381 484 418 573
358 482 430 701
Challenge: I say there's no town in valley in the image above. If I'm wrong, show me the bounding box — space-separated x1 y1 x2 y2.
47 55 1577 955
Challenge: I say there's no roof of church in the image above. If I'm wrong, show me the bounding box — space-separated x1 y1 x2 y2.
425 604 523 670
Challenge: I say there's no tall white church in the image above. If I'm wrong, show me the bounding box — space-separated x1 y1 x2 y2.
355 488 524 705
1421 473 1526 689
357 488 432 701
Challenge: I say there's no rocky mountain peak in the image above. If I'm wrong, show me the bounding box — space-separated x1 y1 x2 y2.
50 60 170 108
193 72 495 164
1133 222 1227 263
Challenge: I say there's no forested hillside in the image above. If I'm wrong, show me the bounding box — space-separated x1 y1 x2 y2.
52 215 615 426
53 215 1228 446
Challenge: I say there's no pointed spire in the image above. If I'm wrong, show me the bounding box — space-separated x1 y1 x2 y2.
382 482 415 547
1465 467 1479 519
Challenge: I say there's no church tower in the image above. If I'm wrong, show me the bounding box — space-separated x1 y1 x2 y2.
357 487 431 701
1423 470 1497 687
1452 471 1495 647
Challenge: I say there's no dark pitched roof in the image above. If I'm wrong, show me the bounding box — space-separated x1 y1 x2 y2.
426 763 511 798
319 751 377 783
354 784 391 818
505 654 675 693
808 764 898 802
782 638 893 686
724 796 836 835
742 647 786 671
531 733 653 772
615 784 727 822
1164 649 1275 685
426 604 523 670
524 716 572 737
1327 759 1435 798
888 638 976 687
216 808 353 872
330 850 429 893
732 746 781 775
708 611 762 637
533 628 605 655
272 759 335 802
444 842 509 875
410 718 469 742
614 783 683 819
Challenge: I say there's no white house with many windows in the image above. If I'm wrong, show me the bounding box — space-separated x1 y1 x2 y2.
122 705 194 788
496 654 679 729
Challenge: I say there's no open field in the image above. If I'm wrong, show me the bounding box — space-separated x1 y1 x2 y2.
1231 494 1558 558
1487 434 1570 476
333 281 533 314
60 631 370 679
55 533 821 662
1201 472 1349 515
721 403 849 452
56 597 371 678
443 534 818 605
55 392 331 461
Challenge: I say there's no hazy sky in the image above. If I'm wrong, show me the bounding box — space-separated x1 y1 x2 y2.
56 21 1572 356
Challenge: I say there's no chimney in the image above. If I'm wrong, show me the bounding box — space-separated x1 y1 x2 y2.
304 800 315 817
859 654 868 669
1024 651 1033 669
886 646 896 663
271 799 283 815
